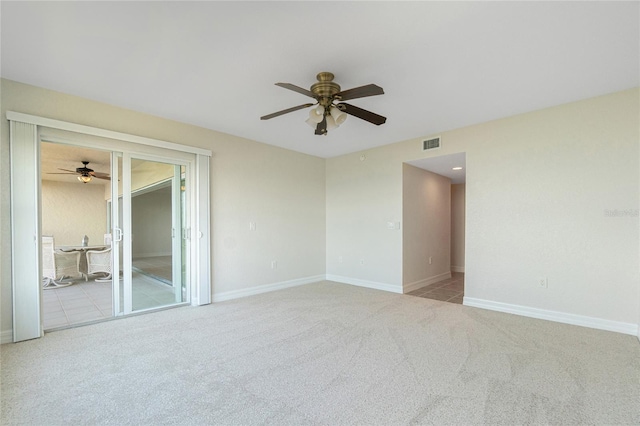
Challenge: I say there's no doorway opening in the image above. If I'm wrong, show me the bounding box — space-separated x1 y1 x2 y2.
40 141 190 330
402 152 466 304
40 141 114 329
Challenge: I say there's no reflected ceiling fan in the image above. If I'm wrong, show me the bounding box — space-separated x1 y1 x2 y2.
48 161 110 184
261 72 386 135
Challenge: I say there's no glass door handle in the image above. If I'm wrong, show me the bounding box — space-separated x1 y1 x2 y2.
113 227 123 242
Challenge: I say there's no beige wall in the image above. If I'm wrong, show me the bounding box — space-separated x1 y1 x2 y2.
2 78 638 338
41 180 107 247
1 79 326 337
325 147 406 291
402 164 451 291
327 88 639 328
451 184 466 272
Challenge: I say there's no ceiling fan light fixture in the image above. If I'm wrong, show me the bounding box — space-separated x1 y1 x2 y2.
305 117 318 128
308 105 325 123
77 175 92 184
330 106 347 126
325 114 337 131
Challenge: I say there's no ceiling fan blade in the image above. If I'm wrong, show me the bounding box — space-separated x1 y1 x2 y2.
47 172 77 175
261 103 314 120
337 103 387 125
90 171 111 179
57 168 79 174
275 82 317 99
335 84 384 101
315 117 327 135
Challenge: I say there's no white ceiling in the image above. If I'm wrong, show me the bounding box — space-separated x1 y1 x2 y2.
407 152 466 184
2 2 638 159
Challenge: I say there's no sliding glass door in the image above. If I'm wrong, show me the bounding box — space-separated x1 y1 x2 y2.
9 113 210 342
113 154 189 315
37 144 191 327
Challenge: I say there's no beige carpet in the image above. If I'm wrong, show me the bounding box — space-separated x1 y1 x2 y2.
1 281 639 425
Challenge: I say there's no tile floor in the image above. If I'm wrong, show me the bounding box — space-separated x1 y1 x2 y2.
42 273 180 330
43 280 112 329
406 272 464 304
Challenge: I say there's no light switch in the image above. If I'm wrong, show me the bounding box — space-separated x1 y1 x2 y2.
249 222 256 231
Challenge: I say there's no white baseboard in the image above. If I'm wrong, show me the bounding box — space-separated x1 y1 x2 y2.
1 329 13 344
451 266 465 273
212 274 325 302
464 297 639 336
326 275 402 294
403 271 452 293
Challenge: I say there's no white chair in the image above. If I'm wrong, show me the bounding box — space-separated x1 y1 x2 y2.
86 248 112 282
42 236 82 289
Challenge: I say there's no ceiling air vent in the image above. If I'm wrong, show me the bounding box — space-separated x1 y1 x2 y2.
423 137 441 151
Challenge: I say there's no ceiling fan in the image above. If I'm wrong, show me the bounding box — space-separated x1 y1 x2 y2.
48 161 110 184
261 72 386 135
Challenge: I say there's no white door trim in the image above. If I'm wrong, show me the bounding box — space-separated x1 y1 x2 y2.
6 111 212 157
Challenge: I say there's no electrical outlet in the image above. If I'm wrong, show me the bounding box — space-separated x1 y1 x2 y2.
249 222 256 231
428 256 432 265
538 277 548 289
360 258 365 265
271 260 277 269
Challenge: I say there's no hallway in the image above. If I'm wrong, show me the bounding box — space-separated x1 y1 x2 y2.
407 272 464 304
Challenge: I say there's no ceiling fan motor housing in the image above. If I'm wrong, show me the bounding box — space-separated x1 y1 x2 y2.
311 72 341 106
76 161 94 175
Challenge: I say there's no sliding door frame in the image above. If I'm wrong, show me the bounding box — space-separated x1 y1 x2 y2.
121 151 193 315
8 111 211 342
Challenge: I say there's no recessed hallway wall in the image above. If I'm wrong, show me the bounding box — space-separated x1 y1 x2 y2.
402 164 451 293
451 183 465 273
